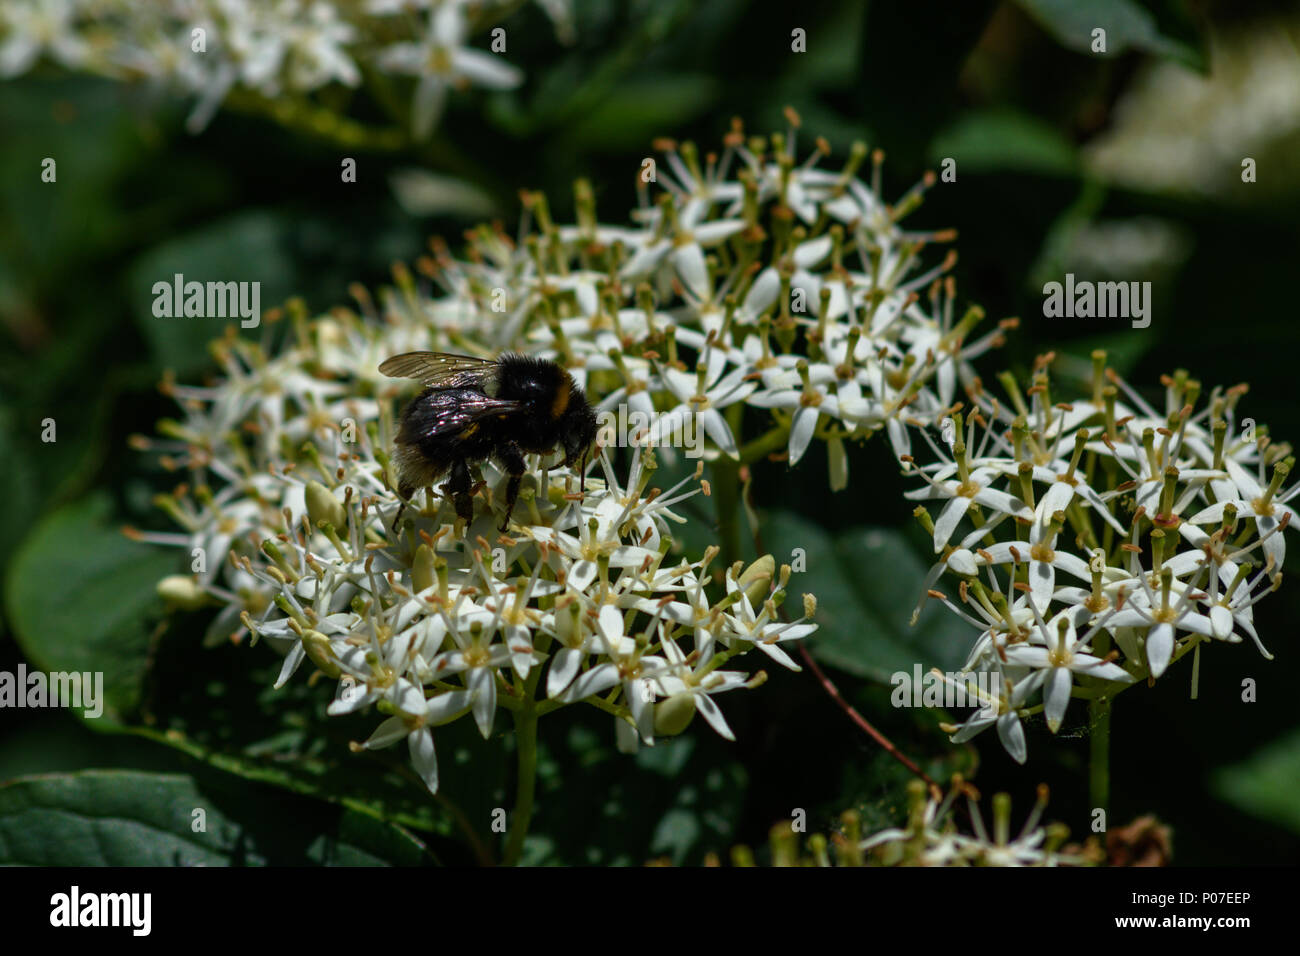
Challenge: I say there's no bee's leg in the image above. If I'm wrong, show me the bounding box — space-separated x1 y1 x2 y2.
391 474 416 531
446 458 474 523
498 442 526 531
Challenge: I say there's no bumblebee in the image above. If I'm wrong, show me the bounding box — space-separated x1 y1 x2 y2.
379 351 598 530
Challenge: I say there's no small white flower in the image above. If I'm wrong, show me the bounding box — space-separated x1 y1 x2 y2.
377 3 522 139
1002 607 1133 733
947 669 1044 765
0 0 88 77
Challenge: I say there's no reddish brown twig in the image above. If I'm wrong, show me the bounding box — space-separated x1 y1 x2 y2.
740 465 941 799
796 642 941 800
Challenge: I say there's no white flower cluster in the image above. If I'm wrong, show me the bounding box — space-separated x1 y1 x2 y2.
388 115 1008 486
858 780 1097 867
133 309 815 794
903 352 1295 762
0 0 561 134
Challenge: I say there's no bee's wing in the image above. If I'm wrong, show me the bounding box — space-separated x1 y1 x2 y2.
379 351 498 388
400 391 523 441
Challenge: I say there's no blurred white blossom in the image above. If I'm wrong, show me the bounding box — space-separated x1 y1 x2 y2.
1086 18 1300 199
858 781 1097 867
0 0 555 134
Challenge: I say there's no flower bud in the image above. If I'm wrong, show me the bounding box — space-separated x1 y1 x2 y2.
412 544 436 594
301 630 341 679
156 574 209 610
305 480 347 530
653 693 696 736
738 554 775 606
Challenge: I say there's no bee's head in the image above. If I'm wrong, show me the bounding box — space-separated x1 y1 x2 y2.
559 393 599 469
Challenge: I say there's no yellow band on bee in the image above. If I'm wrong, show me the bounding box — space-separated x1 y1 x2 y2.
551 375 572 419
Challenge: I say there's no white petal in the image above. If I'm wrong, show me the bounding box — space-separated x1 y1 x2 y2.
408 728 439 794
596 605 625 649
700 409 738 458
1044 668 1072 733
1186 500 1239 525
565 662 621 701
1146 623 1174 678
694 219 747 245
932 496 974 552
547 647 583 698
1259 515 1287 572
672 244 710 302
1226 457 1264 500
567 560 598 591
996 713 1028 764
694 694 735 740
469 667 496 738
789 406 820 465
615 715 640 754
1028 559 1055 612
274 643 306 689
941 548 976 576
1209 605 1234 640
828 434 848 491
793 235 832 268
972 487 1034 521
427 690 472 724
363 716 410 750
450 48 523 89
410 75 448 140
746 389 801 410
742 267 780 316
1035 482 1075 530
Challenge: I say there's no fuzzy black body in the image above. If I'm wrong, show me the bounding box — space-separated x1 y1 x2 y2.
381 351 598 528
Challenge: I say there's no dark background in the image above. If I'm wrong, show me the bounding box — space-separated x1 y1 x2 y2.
2 0 1298 864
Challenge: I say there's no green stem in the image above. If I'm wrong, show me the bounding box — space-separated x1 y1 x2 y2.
738 424 791 464
502 704 539 866
1089 695 1111 815
223 89 406 150
711 457 741 568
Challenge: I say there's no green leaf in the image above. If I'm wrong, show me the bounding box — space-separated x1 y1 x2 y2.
1 497 497 848
5 493 178 725
758 512 972 682
568 74 719 149
928 109 1078 177
0 404 39 614
5 499 481 847
524 723 748 865
112 644 487 843
1212 728 1300 836
0 770 437 865
127 211 297 376
1013 0 1208 71
0 77 144 273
